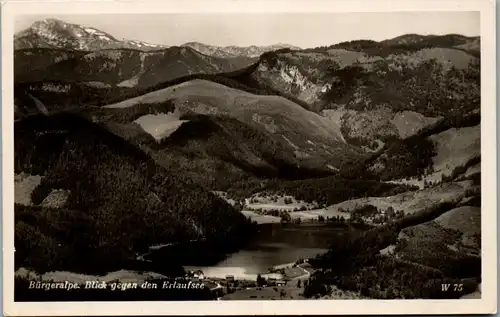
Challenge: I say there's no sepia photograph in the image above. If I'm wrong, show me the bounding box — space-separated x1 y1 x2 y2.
2 0 497 315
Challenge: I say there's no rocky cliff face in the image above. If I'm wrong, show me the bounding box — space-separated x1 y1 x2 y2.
251 56 330 104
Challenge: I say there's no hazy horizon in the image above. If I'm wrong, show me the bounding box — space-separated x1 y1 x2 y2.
15 12 480 48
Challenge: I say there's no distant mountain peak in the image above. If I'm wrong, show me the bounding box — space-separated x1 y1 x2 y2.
15 18 167 51
381 33 479 46
181 42 301 58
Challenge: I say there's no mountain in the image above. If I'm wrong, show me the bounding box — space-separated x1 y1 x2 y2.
384 34 481 56
453 37 481 56
336 34 480 56
13 25 483 301
12 59 307 120
181 42 301 58
16 46 252 87
14 48 88 76
379 33 479 47
81 105 327 189
14 19 293 90
15 18 167 51
380 34 434 46
15 30 480 171
228 34 480 150
15 18 302 57
101 79 365 174
13 23 483 302
241 38 479 108
18 30 479 155
14 112 255 274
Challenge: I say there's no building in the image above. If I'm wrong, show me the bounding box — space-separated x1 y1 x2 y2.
261 273 285 286
193 270 205 280
276 280 287 286
267 277 277 286
263 273 283 280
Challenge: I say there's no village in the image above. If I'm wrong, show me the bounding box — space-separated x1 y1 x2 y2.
182 259 315 300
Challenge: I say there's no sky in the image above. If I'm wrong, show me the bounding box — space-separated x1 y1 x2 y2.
14 12 480 48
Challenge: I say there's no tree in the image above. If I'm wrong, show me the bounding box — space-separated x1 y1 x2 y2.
297 280 302 288
280 290 287 299
280 212 292 224
386 206 395 218
234 201 244 212
257 274 266 286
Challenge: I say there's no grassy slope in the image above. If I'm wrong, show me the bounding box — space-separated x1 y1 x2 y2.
104 79 364 170
428 125 481 179
330 180 474 217
75 101 337 186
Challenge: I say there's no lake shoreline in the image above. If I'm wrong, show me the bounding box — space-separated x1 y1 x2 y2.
177 222 367 281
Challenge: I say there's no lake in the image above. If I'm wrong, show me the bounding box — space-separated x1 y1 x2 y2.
178 223 359 280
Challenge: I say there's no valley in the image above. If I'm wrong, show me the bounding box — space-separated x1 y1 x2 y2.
13 17 482 301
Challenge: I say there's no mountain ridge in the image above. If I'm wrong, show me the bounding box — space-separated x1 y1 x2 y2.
15 19 479 58
181 42 301 58
15 45 255 91
14 18 302 57
15 18 168 51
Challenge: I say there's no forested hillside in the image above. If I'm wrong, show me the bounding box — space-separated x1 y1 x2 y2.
15 113 255 274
